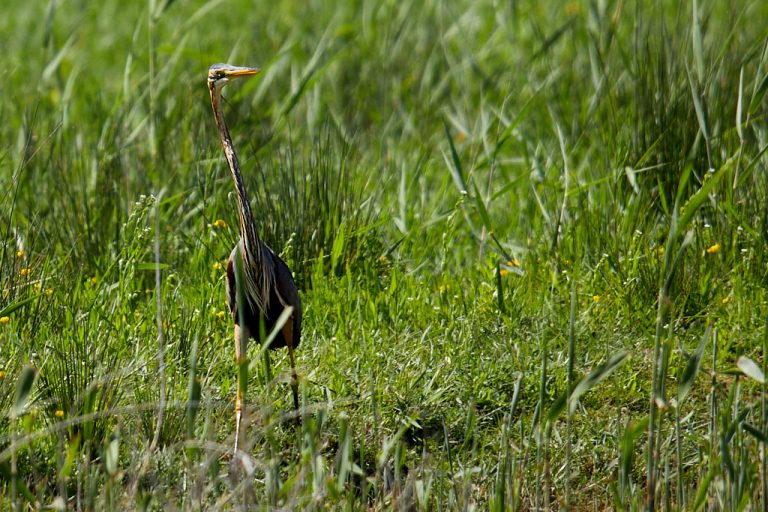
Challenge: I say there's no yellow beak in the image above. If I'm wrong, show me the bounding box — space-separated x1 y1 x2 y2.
224 66 261 78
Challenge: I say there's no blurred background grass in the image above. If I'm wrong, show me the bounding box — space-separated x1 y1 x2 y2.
1 0 768 509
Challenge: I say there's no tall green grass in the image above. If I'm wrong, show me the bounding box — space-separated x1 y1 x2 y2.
1 0 767 509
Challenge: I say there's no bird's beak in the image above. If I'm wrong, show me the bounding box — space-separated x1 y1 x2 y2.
225 66 261 78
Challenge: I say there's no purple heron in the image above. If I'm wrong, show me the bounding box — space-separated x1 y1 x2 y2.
207 63 301 452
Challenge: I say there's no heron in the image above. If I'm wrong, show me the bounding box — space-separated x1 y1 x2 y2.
207 63 302 452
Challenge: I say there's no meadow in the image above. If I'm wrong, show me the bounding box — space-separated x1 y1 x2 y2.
1 0 768 509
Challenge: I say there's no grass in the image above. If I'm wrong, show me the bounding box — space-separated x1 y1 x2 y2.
1 0 768 509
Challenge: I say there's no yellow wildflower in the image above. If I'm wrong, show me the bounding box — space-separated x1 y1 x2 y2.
656 247 665 256
500 259 523 277
212 261 223 272
592 295 601 302
565 2 580 16
54 409 64 418
215 310 227 323
20 267 32 278
0 316 9 325
0 370 5 378
706 243 720 255
15 249 24 259
88 276 98 286
721 296 732 305
33 282 42 292
45 288 54 296
212 219 227 230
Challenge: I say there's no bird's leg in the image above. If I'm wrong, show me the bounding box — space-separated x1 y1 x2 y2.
234 323 249 453
259 315 272 383
282 322 300 423
288 344 299 414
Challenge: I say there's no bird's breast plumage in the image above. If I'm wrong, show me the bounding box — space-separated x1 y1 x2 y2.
226 240 301 350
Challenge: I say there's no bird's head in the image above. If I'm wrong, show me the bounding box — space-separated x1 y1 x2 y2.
208 63 261 91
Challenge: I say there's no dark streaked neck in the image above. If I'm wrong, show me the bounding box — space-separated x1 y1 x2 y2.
208 83 261 248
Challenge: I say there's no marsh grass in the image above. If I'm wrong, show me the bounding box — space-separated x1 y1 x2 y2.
248 128 384 288
1 0 767 509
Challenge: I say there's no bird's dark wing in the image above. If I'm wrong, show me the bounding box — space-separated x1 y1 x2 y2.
226 243 301 350
270 251 302 349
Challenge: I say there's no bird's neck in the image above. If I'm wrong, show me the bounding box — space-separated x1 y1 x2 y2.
209 86 262 249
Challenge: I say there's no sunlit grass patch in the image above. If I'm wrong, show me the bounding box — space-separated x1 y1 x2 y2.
0 0 767 509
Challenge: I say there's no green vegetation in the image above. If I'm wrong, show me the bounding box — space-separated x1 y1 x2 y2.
2 0 768 509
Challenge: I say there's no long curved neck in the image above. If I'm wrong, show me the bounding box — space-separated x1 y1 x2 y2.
208 83 262 249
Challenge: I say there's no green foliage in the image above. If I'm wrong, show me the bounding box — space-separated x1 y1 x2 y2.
1 0 767 509
249 129 382 287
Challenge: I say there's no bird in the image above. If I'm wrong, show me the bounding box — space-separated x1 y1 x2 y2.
207 63 302 452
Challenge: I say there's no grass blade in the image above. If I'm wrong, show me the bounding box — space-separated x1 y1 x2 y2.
736 67 744 142
547 351 628 422
736 356 765 384
185 337 201 440
748 71 768 114
11 366 37 419
742 423 767 445
678 326 711 404
443 119 468 194
691 0 705 82
471 179 493 234
568 351 628 416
